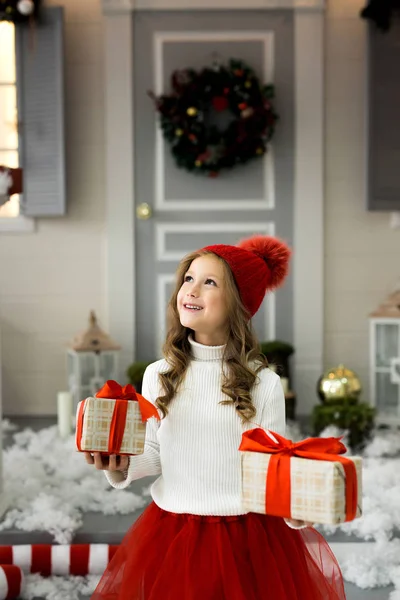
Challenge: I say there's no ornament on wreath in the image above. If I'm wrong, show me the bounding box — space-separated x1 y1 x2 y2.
149 59 278 177
0 166 22 207
0 0 40 24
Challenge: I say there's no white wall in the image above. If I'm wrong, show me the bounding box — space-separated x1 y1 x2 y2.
0 0 107 415
324 0 400 402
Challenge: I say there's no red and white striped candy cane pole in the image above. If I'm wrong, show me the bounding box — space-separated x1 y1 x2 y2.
0 545 118 577
0 565 24 600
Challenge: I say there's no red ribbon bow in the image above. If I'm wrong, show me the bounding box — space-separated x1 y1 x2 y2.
77 380 159 455
239 428 358 522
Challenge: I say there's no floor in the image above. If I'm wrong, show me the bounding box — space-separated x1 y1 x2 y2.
1 416 394 600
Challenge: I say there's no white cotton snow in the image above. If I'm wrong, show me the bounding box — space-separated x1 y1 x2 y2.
1 418 18 433
21 573 100 600
284 420 304 443
2 419 400 593
340 539 400 590
318 426 400 593
0 423 147 543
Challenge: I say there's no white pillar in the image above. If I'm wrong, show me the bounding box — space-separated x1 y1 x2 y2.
104 11 135 380
293 8 325 414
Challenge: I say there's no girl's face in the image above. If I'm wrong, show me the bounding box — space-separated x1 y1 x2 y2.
177 254 229 346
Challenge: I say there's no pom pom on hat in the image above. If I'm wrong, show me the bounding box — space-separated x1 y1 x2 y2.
237 234 291 291
201 234 291 318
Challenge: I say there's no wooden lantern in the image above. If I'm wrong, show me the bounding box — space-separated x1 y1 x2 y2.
67 311 121 412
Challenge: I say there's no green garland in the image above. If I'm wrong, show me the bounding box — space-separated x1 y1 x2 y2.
150 59 279 177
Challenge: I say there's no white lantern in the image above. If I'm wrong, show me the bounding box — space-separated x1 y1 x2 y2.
67 311 121 413
369 288 400 425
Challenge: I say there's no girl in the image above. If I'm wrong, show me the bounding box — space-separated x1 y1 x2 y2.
86 235 346 600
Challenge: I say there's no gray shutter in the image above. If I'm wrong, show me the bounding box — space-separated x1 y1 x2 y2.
367 18 400 211
15 7 66 217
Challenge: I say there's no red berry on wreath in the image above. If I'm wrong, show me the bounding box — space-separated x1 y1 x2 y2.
238 102 247 111
234 69 244 77
212 96 229 112
223 87 230 95
189 134 197 142
198 151 211 162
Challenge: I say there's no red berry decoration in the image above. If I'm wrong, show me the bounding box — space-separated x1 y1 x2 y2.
212 96 229 112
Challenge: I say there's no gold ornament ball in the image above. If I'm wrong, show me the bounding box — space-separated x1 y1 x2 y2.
187 107 198 117
194 160 202 167
245 80 252 88
175 128 183 137
317 364 362 403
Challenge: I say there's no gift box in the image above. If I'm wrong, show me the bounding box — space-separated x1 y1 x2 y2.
240 428 362 525
76 380 159 456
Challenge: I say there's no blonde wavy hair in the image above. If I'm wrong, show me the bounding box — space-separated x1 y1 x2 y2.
157 250 269 423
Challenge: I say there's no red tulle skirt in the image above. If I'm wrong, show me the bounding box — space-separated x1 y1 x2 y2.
91 502 346 600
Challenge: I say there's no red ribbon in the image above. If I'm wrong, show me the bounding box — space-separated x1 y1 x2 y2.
239 428 358 522
76 380 159 455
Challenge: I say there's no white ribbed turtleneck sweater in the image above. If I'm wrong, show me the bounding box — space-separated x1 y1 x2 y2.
105 337 286 517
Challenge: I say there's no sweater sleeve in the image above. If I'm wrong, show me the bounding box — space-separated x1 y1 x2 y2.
259 374 286 437
104 365 162 490
258 374 308 530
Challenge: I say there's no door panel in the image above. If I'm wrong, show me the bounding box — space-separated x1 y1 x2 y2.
134 10 294 360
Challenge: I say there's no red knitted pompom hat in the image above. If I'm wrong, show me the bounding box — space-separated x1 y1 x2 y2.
201 234 291 318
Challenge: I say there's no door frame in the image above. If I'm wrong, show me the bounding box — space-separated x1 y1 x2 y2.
102 0 325 415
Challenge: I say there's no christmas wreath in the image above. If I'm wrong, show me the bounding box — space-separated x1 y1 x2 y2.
150 59 278 177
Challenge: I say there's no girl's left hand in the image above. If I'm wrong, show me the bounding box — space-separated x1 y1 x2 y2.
286 518 314 528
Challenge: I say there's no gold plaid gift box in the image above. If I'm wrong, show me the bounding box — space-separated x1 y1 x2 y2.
76 380 160 456
240 428 362 525
76 397 146 455
242 451 362 525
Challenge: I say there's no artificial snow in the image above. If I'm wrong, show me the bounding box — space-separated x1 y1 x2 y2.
1 418 400 594
317 425 400 593
0 422 148 544
1 418 17 433
21 573 99 600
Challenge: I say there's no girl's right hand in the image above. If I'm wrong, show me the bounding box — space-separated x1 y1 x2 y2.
84 452 129 472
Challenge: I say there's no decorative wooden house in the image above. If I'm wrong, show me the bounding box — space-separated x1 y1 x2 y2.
369 289 400 424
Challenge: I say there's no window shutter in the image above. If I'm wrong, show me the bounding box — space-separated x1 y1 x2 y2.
367 18 400 211
16 7 66 217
